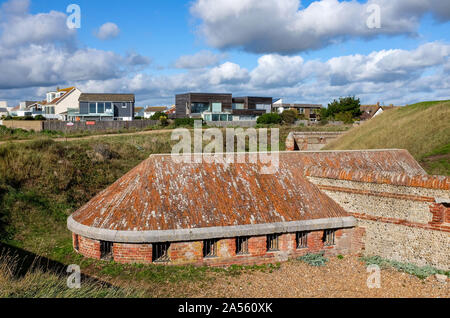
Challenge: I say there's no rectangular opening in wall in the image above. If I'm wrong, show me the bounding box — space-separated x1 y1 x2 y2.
296 231 308 249
266 234 280 252
74 235 79 252
153 242 170 262
323 229 336 246
236 237 249 255
203 239 218 258
100 241 113 260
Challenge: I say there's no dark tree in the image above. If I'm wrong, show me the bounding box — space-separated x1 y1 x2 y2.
322 96 362 119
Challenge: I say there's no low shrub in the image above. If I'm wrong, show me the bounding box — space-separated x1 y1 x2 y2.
297 253 329 267
257 113 282 125
281 109 298 125
150 112 168 121
174 118 199 127
360 256 449 279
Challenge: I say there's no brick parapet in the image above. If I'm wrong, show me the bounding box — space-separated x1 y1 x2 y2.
74 227 364 266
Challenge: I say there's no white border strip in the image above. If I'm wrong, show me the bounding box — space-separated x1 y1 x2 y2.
67 215 357 243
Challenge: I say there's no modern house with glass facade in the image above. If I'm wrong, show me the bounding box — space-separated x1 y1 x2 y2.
68 94 135 122
175 93 272 122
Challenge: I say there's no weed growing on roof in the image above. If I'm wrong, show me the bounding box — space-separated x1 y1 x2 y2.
297 253 329 267
360 256 449 279
337 254 344 260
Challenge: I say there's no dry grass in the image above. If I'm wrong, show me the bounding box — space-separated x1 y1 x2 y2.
0 252 143 298
325 101 450 161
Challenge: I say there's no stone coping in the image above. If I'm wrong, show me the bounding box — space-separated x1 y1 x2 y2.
67 215 356 244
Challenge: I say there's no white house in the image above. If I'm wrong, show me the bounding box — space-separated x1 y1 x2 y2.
42 87 82 120
0 107 8 118
144 106 167 119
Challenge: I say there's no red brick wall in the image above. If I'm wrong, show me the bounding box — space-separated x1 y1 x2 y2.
248 236 267 256
113 243 152 264
430 203 450 225
78 236 101 260
169 241 203 265
74 227 363 266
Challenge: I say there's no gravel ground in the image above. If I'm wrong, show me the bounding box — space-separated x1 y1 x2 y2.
187 256 449 298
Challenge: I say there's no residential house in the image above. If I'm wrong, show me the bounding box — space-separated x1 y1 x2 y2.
273 99 323 121
0 107 8 118
134 107 145 118
70 93 135 121
0 101 8 110
176 93 272 122
8 105 19 116
166 105 176 119
42 87 82 120
360 103 401 121
144 106 167 119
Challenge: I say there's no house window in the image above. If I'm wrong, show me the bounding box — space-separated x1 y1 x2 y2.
89 103 97 114
211 103 222 113
296 232 308 249
152 243 170 262
191 103 210 114
74 235 79 251
100 241 113 260
203 239 218 258
97 103 105 114
266 234 280 252
236 237 249 255
45 106 55 115
105 102 112 110
323 229 336 246
232 103 245 110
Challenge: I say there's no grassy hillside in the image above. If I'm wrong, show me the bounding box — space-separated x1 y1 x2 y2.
324 100 450 175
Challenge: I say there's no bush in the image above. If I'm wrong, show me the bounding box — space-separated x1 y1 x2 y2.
174 118 199 127
297 253 329 267
334 111 354 124
257 113 282 125
281 109 298 125
150 112 168 121
34 115 46 121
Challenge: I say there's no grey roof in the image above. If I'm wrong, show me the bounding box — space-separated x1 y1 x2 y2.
79 93 135 102
0 108 8 112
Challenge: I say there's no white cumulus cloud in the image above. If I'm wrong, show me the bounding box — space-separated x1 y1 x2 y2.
190 0 450 54
95 22 120 40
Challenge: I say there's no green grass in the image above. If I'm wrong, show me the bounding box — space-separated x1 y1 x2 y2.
325 100 450 175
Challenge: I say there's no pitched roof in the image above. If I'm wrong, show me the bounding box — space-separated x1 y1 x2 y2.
69 149 426 239
45 87 76 105
58 87 75 92
70 152 353 234
79 93 135 102
145 106 167 113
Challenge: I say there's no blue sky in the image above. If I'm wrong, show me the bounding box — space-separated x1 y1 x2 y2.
0 0 449 106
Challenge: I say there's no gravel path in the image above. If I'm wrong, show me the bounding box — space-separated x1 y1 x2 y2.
187 256 448 298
